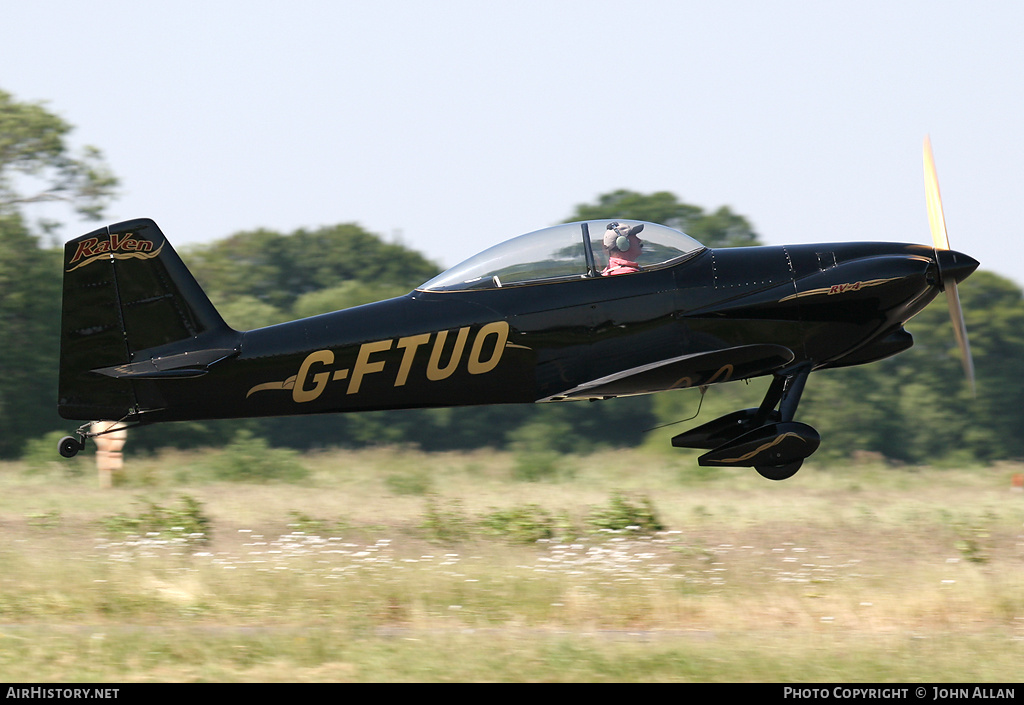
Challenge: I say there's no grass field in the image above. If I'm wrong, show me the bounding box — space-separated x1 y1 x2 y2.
1 444 1022 682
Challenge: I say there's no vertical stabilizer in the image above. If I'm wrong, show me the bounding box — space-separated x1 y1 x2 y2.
58 218 236 420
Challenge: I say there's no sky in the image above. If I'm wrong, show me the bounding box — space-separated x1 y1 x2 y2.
2 1 1022 286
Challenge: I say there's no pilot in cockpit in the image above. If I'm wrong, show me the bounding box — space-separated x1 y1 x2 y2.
601 221 645 275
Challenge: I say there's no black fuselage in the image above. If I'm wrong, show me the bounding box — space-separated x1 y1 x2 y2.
124 241 945 423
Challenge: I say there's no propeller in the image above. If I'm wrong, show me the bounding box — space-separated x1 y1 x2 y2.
923 136 976 396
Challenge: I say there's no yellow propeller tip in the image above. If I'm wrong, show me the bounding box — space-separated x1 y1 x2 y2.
923 137 950 251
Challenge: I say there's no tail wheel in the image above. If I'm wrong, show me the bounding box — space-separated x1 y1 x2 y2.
755 460 802 481
58 436 83 458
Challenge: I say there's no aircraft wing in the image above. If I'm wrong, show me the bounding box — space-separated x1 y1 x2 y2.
542 344 795 401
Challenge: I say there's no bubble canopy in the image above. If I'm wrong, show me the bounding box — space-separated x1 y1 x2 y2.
418 220 705 292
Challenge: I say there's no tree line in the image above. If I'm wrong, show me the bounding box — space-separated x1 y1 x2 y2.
2 87 1021 464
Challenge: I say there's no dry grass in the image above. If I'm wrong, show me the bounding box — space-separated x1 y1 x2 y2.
0 447 1022 681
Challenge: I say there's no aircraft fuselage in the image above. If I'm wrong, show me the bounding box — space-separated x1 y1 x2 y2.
111 241 948 424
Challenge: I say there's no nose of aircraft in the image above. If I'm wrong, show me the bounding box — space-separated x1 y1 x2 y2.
936 249 980 288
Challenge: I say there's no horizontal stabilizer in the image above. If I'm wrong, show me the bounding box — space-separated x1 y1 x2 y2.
91 347 239 379
543 344 794 401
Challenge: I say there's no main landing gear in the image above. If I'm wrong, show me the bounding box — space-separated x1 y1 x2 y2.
671 363 820 481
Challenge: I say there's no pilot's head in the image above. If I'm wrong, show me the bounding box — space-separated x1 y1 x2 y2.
604 221 644 256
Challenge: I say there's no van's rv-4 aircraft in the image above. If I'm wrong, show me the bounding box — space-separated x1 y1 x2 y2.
57 139 978 480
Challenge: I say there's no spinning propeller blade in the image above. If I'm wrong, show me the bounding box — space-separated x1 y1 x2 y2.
924 136 975 396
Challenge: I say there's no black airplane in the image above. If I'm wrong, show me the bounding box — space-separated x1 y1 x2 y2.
56 139 978 480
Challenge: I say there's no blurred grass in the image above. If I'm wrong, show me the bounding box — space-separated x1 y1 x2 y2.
0 447 1022 682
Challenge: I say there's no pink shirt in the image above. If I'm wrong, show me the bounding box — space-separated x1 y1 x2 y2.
602 256 641 276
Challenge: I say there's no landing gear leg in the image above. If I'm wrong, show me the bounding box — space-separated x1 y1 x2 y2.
674 363 819 480
777 363 811 423
751 363 813 480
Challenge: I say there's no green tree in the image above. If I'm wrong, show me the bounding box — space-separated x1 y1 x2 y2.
959 272 1024 459
798 271 1024 464
0 89 118 458
565 189 761 247
183 224 440 314
0 89 117 222
293 281 412 319
0 215 64 457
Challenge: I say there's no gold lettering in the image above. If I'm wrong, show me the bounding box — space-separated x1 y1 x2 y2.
467 321 509 375
293 350 334 403
427 327 470 381
348 339 393 394
394 333 430 386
